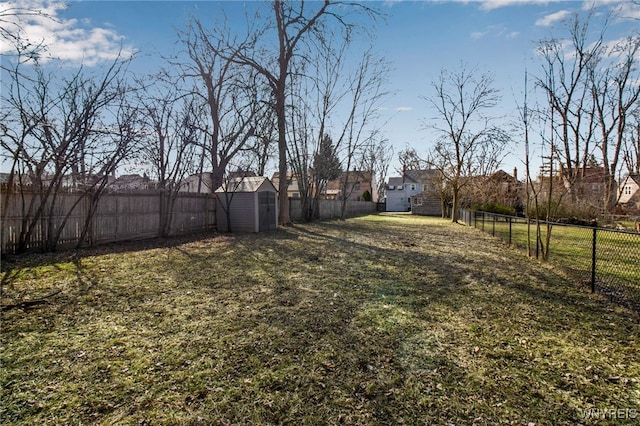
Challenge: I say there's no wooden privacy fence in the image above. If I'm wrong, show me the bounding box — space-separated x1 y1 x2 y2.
289 199 377 221
1 190 216 254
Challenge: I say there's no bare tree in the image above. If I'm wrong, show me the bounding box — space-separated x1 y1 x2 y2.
396 147 428 175
333 50 390 219
623 110 640 175
1 52 135 252
229 0 379 225
423 64 510 223
590 33 640 210
535 10 604 207
243 108 277 176
287 88 316 220
216 161 255 233
286 33 347 221
359 137 393 203
0 3 55 63
175 17 265 193
75 92 140 247
133 75 202 236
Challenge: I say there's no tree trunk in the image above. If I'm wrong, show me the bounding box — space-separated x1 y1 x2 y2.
451 188 459 223
275 83 291 225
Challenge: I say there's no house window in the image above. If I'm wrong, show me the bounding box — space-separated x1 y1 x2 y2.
625 185 632 195
413 198 422 206
388 185 395 190
397 185 404 190
410 184 416 191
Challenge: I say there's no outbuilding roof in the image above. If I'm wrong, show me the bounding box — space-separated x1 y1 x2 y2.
215 176 276 193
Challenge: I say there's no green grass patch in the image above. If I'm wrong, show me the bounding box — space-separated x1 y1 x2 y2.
481 217 640 304
2 215 639 424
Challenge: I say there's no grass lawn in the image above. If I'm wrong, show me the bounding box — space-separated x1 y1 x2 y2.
484 217 640 304
1 214 639 425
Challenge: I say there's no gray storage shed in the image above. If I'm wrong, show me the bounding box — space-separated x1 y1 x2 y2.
215 176 278 233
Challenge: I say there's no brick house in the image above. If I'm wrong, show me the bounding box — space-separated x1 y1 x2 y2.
325 170 377 202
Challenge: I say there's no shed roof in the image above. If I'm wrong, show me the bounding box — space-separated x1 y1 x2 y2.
215 176 276 193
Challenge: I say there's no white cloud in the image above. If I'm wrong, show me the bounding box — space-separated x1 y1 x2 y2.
396 106 413 112
383 0 404 7
469 25 519 40
535 10 571 26
478 0 561 11
0 0 135 66
610 0 640 20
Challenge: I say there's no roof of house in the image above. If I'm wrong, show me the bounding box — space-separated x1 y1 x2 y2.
404 169 438 183
215 176 275 193
488 169 520 183
387 169 438 187
113 174 148 182
228 170 256 179
388 177 405 186
624 174 640 186
413 190 440 199
325 170 373 190
270 172 300 192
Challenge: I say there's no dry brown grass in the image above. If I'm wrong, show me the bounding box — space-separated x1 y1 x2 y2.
1 214 639 424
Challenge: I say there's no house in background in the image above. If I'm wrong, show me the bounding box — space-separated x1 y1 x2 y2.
533 166 617 214
618 174 640 213
0 172 15 191
271 172 302 199
180 173 215 193
386 169 439 212
465 168 524 213
565 166 615 211
411 191 442 216
270 170 377 202
108 174 151 192
325 170 377 201
215 176 278 233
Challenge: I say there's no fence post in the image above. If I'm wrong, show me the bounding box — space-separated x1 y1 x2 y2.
492 214 496 237
536 219 540 259
591 220 597 293
508 216 512 246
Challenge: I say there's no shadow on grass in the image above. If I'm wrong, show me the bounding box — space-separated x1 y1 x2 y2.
3 215 640 424
0 231 221 272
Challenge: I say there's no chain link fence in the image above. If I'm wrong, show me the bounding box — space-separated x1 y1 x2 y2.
459 210 640 311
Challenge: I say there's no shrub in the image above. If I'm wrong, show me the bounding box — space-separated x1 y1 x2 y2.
475 202 515 216
361 190 372 202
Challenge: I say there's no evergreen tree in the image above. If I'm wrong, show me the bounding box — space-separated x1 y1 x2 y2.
313 134 342 182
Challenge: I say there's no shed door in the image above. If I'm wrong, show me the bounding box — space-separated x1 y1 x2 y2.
259 191 276 231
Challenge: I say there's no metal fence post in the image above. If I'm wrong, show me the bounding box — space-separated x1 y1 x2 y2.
536 219 540 259
492 214 496 237
591 222 597 293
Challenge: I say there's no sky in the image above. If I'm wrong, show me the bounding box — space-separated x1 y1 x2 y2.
2 0 640 178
